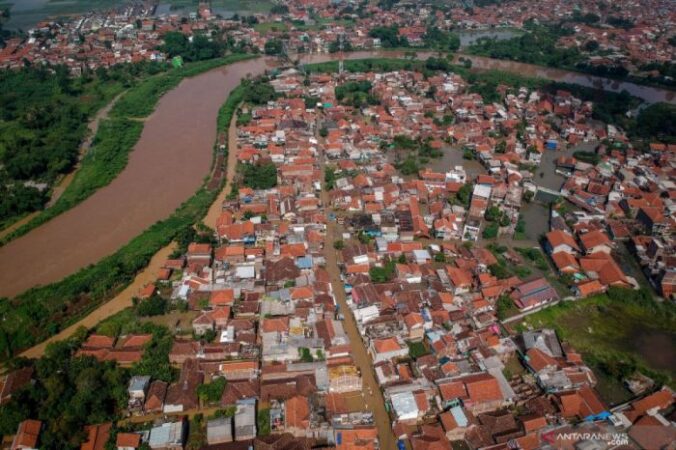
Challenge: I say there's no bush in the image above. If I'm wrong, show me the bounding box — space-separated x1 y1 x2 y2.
257 408 271 436
242 162 277 189
0 83 248 360
407 341 429 359
573 150 600 165
369 260 396 283
197 377 227 404
134 294 168 317
483 222 499 239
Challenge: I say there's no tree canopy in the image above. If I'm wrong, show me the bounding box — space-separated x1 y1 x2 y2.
160 31 227 61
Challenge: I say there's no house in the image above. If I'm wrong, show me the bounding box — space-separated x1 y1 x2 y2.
370 337 409 363
637 207 669 236
164 360 203 413
545 230 580 255
579 253 631 288
145 380 168 413
334 427 377 450
573 279 606 298
11 420 42 450
579 230 612 254
390 391 420 422
234 399 257 440
551 251 580 274
510 277 560 311
285 395 311 436
403 312 425 341
116 433 141 450
147 420 187 450
192 313 215 336
207 417 233 444
557 386 607 420
0 367 34 406
186 243 212 265
438 373 508 414
218 360 258 380
661 270 676 299
81 423 112 450
127 375 151 411
446 267 473 294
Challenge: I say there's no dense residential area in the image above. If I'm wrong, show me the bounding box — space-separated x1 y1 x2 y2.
0 1 674 450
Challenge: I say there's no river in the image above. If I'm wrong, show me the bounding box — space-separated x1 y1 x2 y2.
1 50 674 299
0 57 273 298
298 51 675 104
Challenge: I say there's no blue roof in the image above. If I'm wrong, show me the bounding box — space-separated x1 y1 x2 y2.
296 256 313 269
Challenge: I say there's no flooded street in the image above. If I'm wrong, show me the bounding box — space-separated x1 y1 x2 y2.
426 145 485 178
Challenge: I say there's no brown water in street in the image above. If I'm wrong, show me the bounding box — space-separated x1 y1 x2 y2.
0 58 272 298
19 242 176 359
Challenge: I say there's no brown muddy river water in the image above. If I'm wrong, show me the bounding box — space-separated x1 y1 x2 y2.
0 51 673 298
0 58 272 298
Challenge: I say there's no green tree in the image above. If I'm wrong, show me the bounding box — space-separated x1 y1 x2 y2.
197 377 227 404
264 39 284 55
242 162 277 189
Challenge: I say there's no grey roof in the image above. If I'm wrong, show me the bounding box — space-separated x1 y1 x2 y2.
128 375 151 392
522 328 563 358
207 417 232 443
148 421 185 447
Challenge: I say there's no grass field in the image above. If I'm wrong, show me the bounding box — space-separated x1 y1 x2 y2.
518 293 676 403
253 21 288 34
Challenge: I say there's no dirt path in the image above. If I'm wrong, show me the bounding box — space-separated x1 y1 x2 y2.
203 110 239 229
0 58 272 298
19 242 176 359
0 213 39 241
319 140 397 449
47 91 126 208
0 92 125 241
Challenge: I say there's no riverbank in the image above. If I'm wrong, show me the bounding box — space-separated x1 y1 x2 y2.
0 55 255 250
4 52 671 360
13 81 248 362
0 55 263 300
19 243 177 359
0 62 261 360
46 91 127 208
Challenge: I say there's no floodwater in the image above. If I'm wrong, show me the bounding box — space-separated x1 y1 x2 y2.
456 54 676 105
0 57 272 298
2 50 674 298
426 145 485 179
629 329 676 375
458 29 520 48
300 51 676 104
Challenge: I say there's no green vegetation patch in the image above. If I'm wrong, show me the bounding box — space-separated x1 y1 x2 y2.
519 288 676 396
0 82 247 361
407 341 430 359
0 55 254 246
